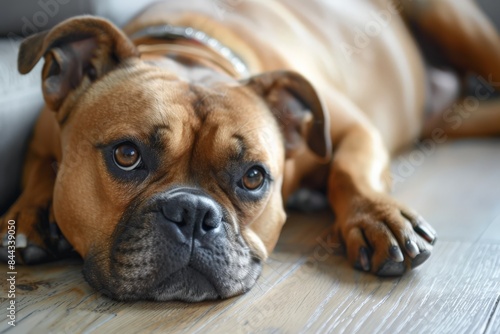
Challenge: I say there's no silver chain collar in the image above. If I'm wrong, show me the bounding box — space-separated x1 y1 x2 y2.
131 24 250 78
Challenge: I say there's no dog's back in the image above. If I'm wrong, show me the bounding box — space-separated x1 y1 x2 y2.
126 0 427 150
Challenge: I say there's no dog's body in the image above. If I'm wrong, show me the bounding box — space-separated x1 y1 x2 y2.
2 0 500 301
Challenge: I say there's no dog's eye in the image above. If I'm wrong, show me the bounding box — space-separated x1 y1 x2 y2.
113 142 142 171
241 167 265 191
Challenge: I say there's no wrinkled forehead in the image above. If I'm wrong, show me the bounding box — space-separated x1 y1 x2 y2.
68 62 284 168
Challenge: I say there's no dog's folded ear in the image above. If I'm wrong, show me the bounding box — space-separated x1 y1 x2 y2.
244 70 332 162
18 16 139 113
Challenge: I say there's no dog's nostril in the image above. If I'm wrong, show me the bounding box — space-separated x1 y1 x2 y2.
159 190 224 236
161 207 183 224
201 219 219 232
172 218 185 226
199 207 222 233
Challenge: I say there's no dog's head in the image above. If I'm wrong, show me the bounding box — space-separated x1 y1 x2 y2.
18 16 331 301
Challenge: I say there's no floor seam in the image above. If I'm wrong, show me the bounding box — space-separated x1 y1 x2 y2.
483 294 500 334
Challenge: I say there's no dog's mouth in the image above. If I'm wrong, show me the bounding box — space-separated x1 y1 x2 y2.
82 191 263 302
147 258 262 302
83 240 263 302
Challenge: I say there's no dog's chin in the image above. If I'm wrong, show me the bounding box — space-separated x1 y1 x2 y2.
81 196 265 302
152 267 222 302
150 264 262 302
82 254 263 302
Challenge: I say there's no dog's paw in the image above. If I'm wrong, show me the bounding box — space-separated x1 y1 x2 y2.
0 205 74 264
334 193 437 276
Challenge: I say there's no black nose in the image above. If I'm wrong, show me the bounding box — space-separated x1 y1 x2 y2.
160 189 223 239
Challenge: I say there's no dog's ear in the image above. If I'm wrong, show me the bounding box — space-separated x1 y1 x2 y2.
18 16 139 112
244 70 332 162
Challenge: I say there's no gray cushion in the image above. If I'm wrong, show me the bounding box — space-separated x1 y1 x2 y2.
478 0 500 30
0 40 44 214
0 0 159 37
0 0 93 37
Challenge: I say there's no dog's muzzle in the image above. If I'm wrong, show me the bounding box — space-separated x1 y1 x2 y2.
83 187 262 302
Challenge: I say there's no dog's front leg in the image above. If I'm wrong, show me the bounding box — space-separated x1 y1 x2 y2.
0 109 71 264
325 95 436 276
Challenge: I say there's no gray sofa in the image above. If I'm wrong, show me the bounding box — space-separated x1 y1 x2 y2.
1 0 499 214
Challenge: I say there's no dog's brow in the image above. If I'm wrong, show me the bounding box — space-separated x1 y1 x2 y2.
189 84 210 122
149 124 171 150
231 134 247 162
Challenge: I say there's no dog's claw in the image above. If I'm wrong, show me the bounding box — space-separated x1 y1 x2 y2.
57 237 72 253
20 245 50 264
49 222 60 241
1 234 8 247
377 260 406 276
414 224 437 245
48 222 73 253
389 245 404 262
411 249 431 269
17 233 28 248
405 240 420 258
358 247 371 271
0 247 9 262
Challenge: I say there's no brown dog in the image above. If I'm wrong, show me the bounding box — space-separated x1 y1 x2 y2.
2 0 500 301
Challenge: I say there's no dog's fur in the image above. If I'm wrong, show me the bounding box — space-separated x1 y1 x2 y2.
2 0 500 301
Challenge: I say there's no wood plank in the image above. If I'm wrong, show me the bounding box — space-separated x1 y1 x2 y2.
391 139 500 241
199 241 500 334
6 239 491 333
1 231 498 333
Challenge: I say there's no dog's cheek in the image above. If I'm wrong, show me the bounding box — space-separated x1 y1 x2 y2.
52 157 121 258
52 169 89 257
245 176 287 255
243 125 287 255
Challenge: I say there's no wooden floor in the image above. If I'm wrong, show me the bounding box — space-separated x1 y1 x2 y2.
1 139 500 334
